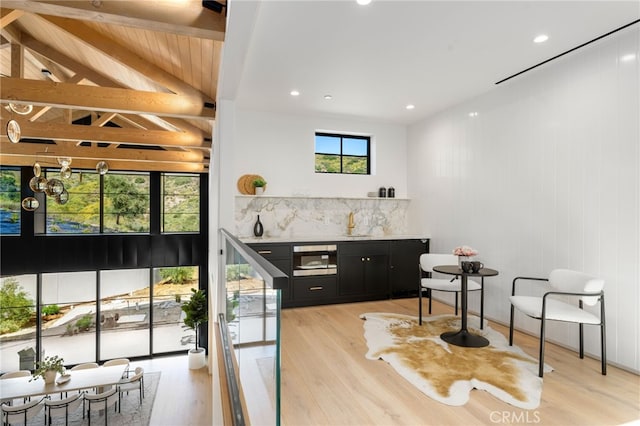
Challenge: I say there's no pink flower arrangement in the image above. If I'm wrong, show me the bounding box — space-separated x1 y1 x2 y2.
453 245 478 257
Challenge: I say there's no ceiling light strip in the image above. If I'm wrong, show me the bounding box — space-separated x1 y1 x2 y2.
495 19 640 85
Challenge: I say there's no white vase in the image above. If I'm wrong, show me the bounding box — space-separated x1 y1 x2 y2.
43 369 57 384
188 348 206 369
255 187 264 195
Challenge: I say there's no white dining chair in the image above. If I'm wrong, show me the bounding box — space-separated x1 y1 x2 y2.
44 393 84 426
1 371 32 406
1 397 44 426
102 358 130 378
84 388 118 426
418 253 485 327
117 367 144 411
509 268 606 377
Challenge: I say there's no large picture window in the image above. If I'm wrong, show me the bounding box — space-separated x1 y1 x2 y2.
162 174 200 233
0 168 21 235
315 133 370 174
42 171 150 234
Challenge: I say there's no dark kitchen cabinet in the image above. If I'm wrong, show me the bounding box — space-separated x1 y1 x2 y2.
389 239 429 298
338 241 389 300
249 243 292 303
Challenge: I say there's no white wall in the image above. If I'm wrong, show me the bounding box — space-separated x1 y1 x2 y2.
233 109 407 198
407 27 639 372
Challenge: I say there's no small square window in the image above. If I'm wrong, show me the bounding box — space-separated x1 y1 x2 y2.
315 133 370 174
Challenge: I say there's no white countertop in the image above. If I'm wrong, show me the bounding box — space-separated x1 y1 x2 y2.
240 234 429 244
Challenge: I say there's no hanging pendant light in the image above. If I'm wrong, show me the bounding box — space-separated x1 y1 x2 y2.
33 162 42 178
55 189 69 205
29 176 48 193
9 103 33 115
6 119 21 143
45 178 65 196
21 197 40 211
96 161 109 175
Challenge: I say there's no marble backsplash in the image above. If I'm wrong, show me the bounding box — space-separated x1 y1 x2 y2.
235 196 410 239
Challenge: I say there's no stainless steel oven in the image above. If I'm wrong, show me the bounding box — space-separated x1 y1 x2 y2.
292 244 337 276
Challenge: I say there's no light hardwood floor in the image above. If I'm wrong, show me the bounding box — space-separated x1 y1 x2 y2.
143 298 639 426
280 298 640 426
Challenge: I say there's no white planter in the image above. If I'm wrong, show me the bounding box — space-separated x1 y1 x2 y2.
255 187 265 195
43 369 58 384
188 348 206 369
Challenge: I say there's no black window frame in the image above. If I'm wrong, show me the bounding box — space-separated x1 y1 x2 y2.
314 132 371 175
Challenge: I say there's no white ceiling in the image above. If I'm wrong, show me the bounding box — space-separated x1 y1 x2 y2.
222 1 640 125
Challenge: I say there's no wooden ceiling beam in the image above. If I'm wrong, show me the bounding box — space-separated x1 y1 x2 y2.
1 78 216 120
0 8 23 29
1 1 225 41
0 118 210 148
0 140 206 164
0 154 208 173
39 14 215 104
19 35 208 137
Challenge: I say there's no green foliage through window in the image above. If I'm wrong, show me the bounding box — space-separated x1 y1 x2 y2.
0 168 21 235
159 266 196 284
0 278 35 334
162 174 200 233
315 133 370 174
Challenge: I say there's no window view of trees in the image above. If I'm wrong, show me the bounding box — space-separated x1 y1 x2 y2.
0 169 20 235
162 174 200 233
0 278 34 334
104 174 150 232
315 133 370 175
45 170 100 233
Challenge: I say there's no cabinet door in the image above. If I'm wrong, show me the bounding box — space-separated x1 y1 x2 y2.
338 254 366 296
365 254 389 296
389 239 428 297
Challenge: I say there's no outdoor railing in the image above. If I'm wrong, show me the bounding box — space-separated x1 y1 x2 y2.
220 228 288 426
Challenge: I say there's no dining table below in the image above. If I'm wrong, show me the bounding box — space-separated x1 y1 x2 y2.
0 364 127 401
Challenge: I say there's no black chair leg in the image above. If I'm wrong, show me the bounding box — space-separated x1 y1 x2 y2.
418 288 423 325
428 291 432 314
600 295 607 375
509 305 515 345
579 322 584 359
539 318 546 378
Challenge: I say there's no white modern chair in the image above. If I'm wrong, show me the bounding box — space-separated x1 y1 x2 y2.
1 371 32 406
67 363 100 395
509 268 606 378
70 362 99 371
84 388 118 426
0 371 31 380
418 253 484 327
44 393 84 426
117 367 144 411
103 358 130 379
1 397 44 425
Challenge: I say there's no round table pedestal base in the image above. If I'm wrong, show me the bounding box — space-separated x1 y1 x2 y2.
441 329 489 348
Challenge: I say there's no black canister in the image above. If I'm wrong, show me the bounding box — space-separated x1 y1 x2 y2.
388 187 395 198
378 187 386 197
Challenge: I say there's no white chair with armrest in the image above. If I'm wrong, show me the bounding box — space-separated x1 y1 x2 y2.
509 268 606 378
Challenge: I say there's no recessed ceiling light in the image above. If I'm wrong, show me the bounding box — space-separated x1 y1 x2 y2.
290 90 300 96
533 34 549 43
621 53 637 62
324 95 333 100
357 0 372 5
405 104 415 110
468 112 479 117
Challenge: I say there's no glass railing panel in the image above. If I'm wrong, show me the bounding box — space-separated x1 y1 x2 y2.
222 230 284 426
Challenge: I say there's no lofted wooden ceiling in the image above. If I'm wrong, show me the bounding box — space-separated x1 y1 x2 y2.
0 0 226 173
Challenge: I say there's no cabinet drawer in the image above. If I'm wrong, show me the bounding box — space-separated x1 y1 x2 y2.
293 277 337 300
339 241 388 256
249 244 291 259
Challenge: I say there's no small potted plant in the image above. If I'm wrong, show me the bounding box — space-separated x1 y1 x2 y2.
181 288 208 369
252 177 267 195
31 355 65 384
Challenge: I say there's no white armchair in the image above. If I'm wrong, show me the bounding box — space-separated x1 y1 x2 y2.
509 268 606 378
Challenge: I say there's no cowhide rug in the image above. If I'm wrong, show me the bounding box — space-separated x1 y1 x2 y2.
360 313 552 409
